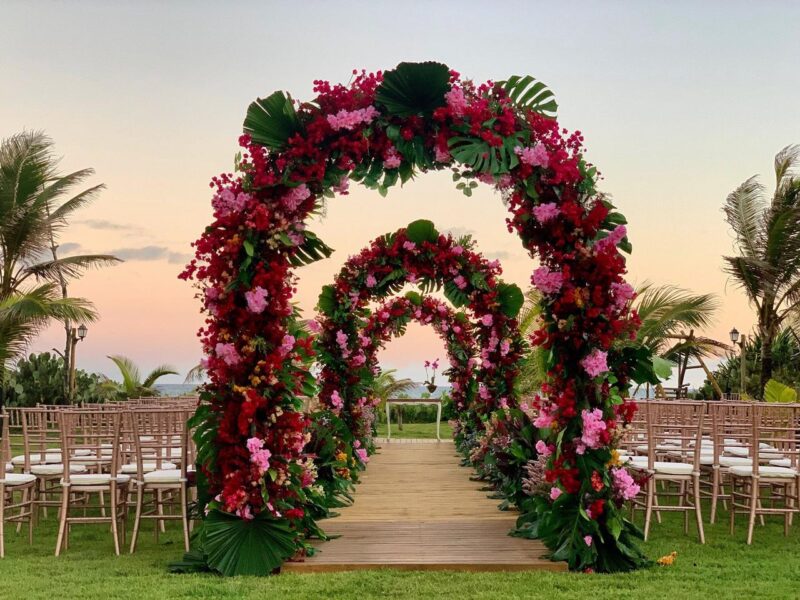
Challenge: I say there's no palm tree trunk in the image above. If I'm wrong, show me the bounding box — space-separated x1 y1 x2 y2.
759 325 775 400
45 209 72 399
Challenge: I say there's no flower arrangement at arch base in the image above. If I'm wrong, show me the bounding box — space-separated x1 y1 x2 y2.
176 60 667 575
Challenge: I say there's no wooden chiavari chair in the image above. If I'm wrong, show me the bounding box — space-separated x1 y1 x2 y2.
0 410 35 557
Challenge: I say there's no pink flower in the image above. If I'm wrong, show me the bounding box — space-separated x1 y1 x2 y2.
594 225 627 254
581 349 609 378
584 535 593 547
330 390 344 410
326 105 379 131
336 330 349 349
532 202 560 224
212 188 250 216
481 314 493 326
534 404 556 429
453 275 467 289
307 319 321 334
251 448 272 473
215 343 240 366
444 86 467 116
244 286 269 314
500 339 510 356
237 505 254 520
609 281 634 312
402 240 416 251
334 175 350 195
452 245 464 255
550 487 562 500
580 408 607 450
532 266 563 295
365 274 377 288
435 145 451 163
355 448 369 463
611 467 641 501
478 383 490 400
383 147 402 169
535 439 552 456
279 334 295 356
281 184 311 211
515 142 549 168
246 437 263 454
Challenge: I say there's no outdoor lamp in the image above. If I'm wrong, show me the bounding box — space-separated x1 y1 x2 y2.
77 323 88 341
729 327 739 344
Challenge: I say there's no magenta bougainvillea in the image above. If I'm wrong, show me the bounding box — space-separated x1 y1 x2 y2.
181 61 653 575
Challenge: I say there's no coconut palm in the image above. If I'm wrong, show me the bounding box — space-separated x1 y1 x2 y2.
371 369 416 402
0 131 119 376
515 288 546 395
107 355 178 398
723 145 800 395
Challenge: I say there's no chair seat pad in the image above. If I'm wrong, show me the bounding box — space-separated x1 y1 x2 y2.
729 465 798 478
11 453 61 466
62 473 131 486
143 469 184 483
629 460 694 475
719 456 753 467
0 473 36 486
769 458 792 468
4 462 12 473
634 444 678 453
120 461 176 474
724 446 750 457
31 463 87 476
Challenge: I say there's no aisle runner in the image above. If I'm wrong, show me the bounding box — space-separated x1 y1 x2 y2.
284 441 565 572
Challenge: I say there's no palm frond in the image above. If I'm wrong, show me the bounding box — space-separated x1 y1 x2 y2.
723 175 766 259
107 355 142 395
142 364 179 389
774 144 800 188
22 254 122 282
185 363 206 384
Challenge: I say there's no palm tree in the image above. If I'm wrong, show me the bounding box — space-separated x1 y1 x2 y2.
107 355 178 398
0 131 119 385
516 288 546 395
633 283 728 396
723 145 800 396
371 369 415 430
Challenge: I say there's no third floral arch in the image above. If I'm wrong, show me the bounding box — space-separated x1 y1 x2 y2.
181 61 664 575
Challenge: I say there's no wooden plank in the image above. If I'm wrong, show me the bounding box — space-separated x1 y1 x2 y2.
285 443 565 573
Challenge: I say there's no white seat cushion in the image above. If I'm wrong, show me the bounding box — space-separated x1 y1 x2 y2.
724 438 743 446
12 452 61 466
665 450 714 465
0 473 36 486
4 462 12 473
62 473 131 486
119 461 176 474
630 460 694 475
31 463 87 476
635 444 678 453
724 446 749 457
142 469 183 484
719 456 753 467
729 465 798 478
769 458 792 468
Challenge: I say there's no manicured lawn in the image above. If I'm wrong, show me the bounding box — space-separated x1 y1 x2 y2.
375 421 453 439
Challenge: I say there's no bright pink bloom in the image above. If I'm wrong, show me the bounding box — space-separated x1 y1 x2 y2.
307 319 321 334
550 487 562 500
610 281 635 311
453 275 467 289
481 314 493 326
244 286 268 313
594 225 627 253
580 408 607 450
535 439 552 456
251 448 271 473
611 467 641 500
532 266 563 295
532 202 560 223
584 535 593 547
212 188 250 216
326 105 379 131
279 334 295 356
402 240 416 251
215 342 240 366
330 390 344 410
444 86 467 116
281 184 311 211
383 147 402 169
515 143 549 168
365 274 377 288
581 349 609 378
246 437 263 454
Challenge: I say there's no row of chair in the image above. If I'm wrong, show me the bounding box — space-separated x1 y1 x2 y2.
1 398 197 558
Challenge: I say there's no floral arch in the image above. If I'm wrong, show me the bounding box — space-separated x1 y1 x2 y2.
313 220 526 448
181 61 655 575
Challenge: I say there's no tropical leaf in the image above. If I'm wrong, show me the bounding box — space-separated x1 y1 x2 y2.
497 282 524 318
449 134 521 175
202 509 298 576
443 280 469 308
498 75 558 118
764 378 798 403
243 91 302 150
317 285 337 316
374 61 450 117
405 219 438 244
287 232 334 267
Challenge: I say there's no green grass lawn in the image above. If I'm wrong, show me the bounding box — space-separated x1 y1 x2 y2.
2 424 798 599
375 421 453 439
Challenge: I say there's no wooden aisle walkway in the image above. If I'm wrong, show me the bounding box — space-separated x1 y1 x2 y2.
284 440 565 572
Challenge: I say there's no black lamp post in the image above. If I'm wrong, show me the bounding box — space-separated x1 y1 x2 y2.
68 324 88 402
729 327 746 398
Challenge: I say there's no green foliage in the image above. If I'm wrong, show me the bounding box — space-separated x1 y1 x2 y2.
317 285 337 317
200 509 298 576
497 75 558 117
448 134 521 175
405 219 439 244
374 61 450 117
764 378 798 403
497 282 524 318
107 354 178 398
285 231 334 267
242 91 302 150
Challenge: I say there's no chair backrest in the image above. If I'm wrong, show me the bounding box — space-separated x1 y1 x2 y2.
21 407 63 470
59 409 124 484
645 401 705 470
128 408 189 480
753 403 799 469
1 409 10 468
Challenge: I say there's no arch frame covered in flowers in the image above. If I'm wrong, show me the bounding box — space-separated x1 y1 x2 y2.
313 221 526 447
181 61 659 575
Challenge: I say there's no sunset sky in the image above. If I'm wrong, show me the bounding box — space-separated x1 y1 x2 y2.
3 1 799 387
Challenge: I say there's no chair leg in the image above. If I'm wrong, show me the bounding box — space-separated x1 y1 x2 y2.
746 479 759 545
54 487 70 556
156 489 166 535
1 488 6 559
693 475 705 544
643 478 655 541
109 485 120 556
710 467 720 524
130 485 144 554
180 484 190 552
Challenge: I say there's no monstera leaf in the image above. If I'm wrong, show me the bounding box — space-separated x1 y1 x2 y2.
498 75 558 118
405 219 439 244
317 285 337 316
497 282 524 318
243 91 302 150
202 509 298 576
375 61 450 116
